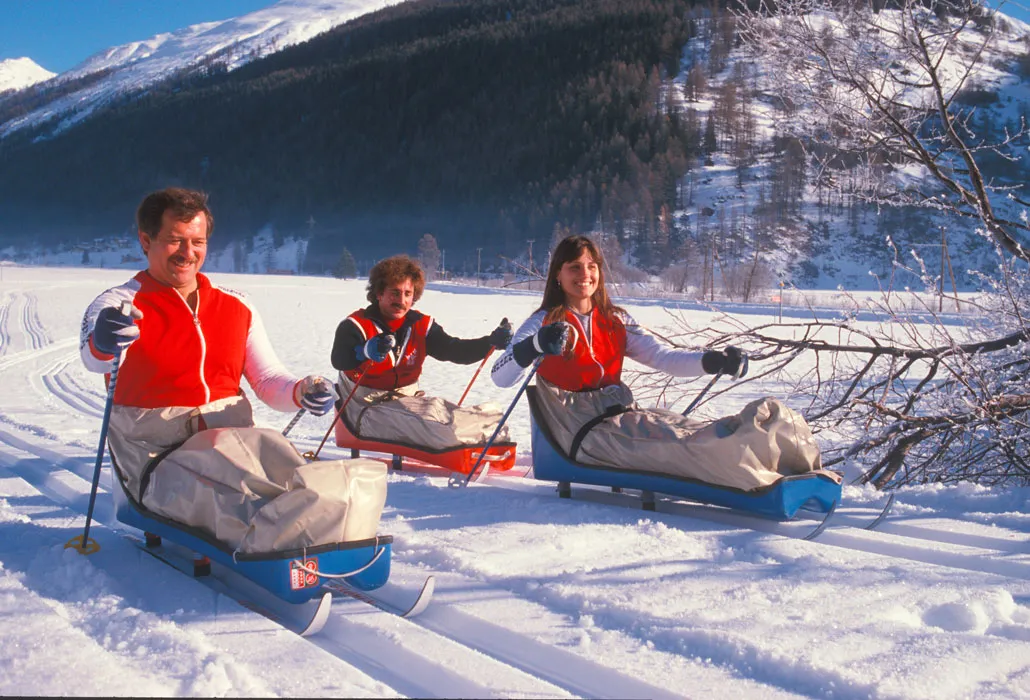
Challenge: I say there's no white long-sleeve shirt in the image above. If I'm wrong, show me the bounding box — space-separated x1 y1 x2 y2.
490 309 706 388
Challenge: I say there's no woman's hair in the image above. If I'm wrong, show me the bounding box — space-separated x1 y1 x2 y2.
538 235 623 324
366 254 426 304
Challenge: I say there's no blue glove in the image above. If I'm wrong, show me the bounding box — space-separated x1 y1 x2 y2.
92 303 143 356
488 318 513 349
356 332 396 363
512 322 570 367
701 346 748 378
294 376 339 416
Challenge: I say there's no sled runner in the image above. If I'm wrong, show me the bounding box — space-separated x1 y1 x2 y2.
526 386 842 522
110 453 393 605
334 413 518 476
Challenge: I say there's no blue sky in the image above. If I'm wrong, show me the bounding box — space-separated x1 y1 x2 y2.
0 1 276 73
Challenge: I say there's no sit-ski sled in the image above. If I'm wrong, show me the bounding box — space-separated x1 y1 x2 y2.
334 413 519 480
525 386 848 539
110 454 395 605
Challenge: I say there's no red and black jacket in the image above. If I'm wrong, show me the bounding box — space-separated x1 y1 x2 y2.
331 305 492 390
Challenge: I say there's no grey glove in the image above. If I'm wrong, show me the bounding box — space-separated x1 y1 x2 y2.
295 376 339 416
92 303 143 356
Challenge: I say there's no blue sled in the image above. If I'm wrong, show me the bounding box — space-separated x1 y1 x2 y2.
111 462 392 604
526 387 841 520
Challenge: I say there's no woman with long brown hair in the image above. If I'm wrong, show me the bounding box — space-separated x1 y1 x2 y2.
491 234 742 392
491 234 825 492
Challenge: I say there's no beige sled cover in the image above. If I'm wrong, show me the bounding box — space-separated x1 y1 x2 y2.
534 379 832 491
107 394 387 554
338 374 510 448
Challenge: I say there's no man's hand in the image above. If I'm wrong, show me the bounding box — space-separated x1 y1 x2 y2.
295 376 339 415
701 346 748 378
92 303 143 356
356 332 396 363
488 318 513 349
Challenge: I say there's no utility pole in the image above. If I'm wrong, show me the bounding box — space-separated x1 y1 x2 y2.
527 239 535 275
939 226 960 312
441 249 446 280
476 247 482 287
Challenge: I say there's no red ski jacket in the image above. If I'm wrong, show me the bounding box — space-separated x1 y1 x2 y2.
80 271 299 411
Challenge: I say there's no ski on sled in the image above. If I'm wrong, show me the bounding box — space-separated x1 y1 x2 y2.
546 479 895 541
125 530 435 636
322 575 435 618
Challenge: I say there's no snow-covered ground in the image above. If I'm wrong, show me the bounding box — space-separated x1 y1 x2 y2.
1 265 1029 698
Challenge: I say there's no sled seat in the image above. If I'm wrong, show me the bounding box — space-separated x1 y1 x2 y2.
111 456 392 604
334 412 517 475
526 386 840 520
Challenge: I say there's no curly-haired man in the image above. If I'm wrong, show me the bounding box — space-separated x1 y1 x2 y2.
329 254 512 449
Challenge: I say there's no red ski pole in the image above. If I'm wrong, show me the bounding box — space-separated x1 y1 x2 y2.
305 368 367 461
457 348 493 407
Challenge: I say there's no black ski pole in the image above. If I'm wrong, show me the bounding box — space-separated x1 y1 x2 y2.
450 359 541 488
682 372 721 417
66 339 126 554
282 408 306 437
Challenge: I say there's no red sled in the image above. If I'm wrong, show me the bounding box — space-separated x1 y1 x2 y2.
334 414 518 477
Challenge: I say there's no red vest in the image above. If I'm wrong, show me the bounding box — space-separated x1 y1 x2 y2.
344 309 434 390
537 309 626 391
114 272 251 408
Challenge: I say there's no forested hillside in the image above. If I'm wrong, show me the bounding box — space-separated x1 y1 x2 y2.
0 0 1027 287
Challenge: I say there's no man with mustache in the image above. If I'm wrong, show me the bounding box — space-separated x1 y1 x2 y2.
78 188 358 552
329 254 513 451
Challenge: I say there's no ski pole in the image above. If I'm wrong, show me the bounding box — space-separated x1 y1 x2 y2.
457 348 494 407
305 368 367 462
682 372 721 417
282 408 306 437
681 350 749 417
450 358 540 488
66 345 125 555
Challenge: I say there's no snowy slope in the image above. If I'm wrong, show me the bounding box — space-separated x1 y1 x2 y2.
0 57 55 94
0 0 396 139
1 265 1030 698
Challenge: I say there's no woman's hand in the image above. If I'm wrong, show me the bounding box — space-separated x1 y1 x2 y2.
701 346 748 378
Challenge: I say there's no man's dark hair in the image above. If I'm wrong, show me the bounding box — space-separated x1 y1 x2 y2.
366 255 426 304
136 187 214 238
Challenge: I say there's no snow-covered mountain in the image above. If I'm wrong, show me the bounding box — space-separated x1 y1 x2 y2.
0 0 397 139
0 57 55 94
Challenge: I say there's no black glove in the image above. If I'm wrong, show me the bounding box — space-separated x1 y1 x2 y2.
488 318 513 349
512 322 570 367
701 346 748 378
356 332 396 363
92 303 143 356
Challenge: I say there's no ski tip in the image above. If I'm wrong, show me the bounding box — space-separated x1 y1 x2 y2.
403 576 435 618
300 591 333 636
